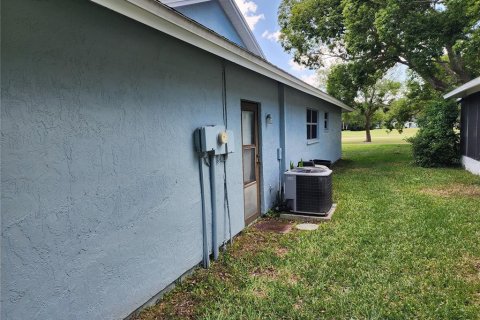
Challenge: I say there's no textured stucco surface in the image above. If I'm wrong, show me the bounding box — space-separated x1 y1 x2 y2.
175 0 246 49
225 64 282 213
284 86 343 168
2 1 243 319
1 1 343 319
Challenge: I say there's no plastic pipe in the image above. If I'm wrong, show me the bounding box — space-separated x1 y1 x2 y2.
198 156 209 268
209 153 219 260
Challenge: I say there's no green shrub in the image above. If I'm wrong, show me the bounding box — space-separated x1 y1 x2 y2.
407 99 460 167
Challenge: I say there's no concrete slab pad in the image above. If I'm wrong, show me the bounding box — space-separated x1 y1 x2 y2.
280 204 337 222
295 223 319 231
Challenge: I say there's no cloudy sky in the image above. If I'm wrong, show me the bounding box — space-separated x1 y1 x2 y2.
233 0 318 87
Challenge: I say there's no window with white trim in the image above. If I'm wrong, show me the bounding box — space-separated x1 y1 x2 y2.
324 112 329 130
307 108 318 140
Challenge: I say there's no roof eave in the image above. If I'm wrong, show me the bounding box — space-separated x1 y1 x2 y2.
444 77 480 100
89 0 353 111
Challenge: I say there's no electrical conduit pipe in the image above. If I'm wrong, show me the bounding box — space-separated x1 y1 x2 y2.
209 152 219 260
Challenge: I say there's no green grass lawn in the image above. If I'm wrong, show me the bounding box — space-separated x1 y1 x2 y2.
136 143 480 320
343 128 419 144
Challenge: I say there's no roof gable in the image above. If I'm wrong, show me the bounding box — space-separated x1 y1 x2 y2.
90 0 352 111
161 0 265 58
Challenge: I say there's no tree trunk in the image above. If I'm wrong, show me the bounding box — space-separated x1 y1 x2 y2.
445 44 471 84
365 115 372 143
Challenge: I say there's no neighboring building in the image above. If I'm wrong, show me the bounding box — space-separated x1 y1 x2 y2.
1 0 351 319
404 121 417 129
444 77 480 175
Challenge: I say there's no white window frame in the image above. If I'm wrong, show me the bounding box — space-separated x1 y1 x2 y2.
307 108 319 142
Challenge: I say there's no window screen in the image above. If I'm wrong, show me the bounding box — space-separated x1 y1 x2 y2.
307 109 318 140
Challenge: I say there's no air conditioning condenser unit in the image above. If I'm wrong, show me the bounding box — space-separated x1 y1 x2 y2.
284 166 333 215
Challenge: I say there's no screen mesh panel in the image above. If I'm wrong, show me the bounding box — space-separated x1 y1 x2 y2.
296 175 332 214
463 92 480 161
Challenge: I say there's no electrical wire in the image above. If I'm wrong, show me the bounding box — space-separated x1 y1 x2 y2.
221 60 233 248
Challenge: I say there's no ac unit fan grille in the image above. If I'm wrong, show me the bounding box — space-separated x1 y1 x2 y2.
296 175 332 213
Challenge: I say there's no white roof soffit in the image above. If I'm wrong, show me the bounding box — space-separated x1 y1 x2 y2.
161 0 211 8
162 0 210 6
161 0 265 58
90 0 353 111
444 76 480 100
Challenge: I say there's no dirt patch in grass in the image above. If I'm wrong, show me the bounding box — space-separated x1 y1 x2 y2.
458 255 480 284
293 299 303 310
252 287 267 299
474 292 480 306
254 219 293 234
286 273 300 285
229 231 269 258
420 183 480 198
134 291 197 320
230 223 285 259
250 266 278 279
216 267 234 282
275 247 289 257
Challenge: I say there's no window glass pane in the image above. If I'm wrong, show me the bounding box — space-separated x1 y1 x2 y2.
243 148 256 184
307 124 311 139
312 124 317 139
244 183 258 219
325 120 328 130
307 109 312 123
324 112 329 120
312 110 318 123
242 111 254 145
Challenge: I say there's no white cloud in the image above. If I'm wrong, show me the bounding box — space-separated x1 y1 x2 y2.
234 0 265 31
300 74 318 87
288 59 318 87
261 30 281 42
288 59 306 72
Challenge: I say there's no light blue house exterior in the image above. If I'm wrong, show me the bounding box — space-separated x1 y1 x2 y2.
1 0 351 319
175 1 246 48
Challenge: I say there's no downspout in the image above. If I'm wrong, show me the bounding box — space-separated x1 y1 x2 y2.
278 83 287 193
209 153 219 261
198 156 209 268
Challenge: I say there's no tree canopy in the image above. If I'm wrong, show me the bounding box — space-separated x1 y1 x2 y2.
279 0 480 91
384 73 438 132
327 64 401 141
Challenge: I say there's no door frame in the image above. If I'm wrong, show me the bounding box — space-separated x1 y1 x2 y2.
241 100 261 225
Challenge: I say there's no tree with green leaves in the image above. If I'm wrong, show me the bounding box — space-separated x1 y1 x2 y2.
279 0 480 91
407 99 460 167
327 64 401 142
385 73 439 132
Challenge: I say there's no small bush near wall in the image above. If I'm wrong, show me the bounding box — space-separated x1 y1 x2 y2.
407 99 460 167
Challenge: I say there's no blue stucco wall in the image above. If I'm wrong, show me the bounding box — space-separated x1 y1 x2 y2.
225 64 282 213
284 86 343 168
1 1 343 319
1 1 245 319
175 0 246 49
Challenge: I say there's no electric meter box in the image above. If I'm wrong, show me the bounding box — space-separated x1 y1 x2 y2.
194 125 234 155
